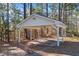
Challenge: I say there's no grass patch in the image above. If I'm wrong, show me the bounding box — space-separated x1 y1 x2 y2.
64 37 79 42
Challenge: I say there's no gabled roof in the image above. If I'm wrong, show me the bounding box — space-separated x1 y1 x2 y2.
16 14 66 29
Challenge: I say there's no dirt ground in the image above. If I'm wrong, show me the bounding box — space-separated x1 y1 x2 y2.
0 37 79 56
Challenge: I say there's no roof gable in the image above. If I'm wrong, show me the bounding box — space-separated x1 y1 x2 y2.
16 14 66 29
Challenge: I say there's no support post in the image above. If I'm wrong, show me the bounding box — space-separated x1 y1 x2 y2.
18 30 21 42
38 29 40 39
30 29 32 40
61 28 64 42
57 27 60 46
16 29 18 41
24 29 26 40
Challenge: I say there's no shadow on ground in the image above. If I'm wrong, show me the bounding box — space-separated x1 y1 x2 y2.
0 41 41 56
28 40 79 56
0 40 79 56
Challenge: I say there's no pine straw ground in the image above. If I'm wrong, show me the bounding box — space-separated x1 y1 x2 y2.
0 37 79 56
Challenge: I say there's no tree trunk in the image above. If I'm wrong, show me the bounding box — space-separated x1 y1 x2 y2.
24 3 26 19
30 3 32 15
75 8 78 36
58 3 61 21
0 17 2 41
63 3 67 25
1 13 5 41
46 3 48 17
7 3 10 42
58 3 62 36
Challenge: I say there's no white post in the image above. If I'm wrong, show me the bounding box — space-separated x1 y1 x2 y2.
61 28 64 42
18 30 21 42
57 27 60 46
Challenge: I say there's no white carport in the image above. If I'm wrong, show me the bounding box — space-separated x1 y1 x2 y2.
16 14 66 46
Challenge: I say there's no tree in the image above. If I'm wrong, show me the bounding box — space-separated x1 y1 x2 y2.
74 4 78 36
36 3 43 15
23 3 26 19
32 3 43 15
6 3 10 42
30 3 32 15
0 4 4 41
58 3 62 21
49 4 59 19
46 3 48 17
